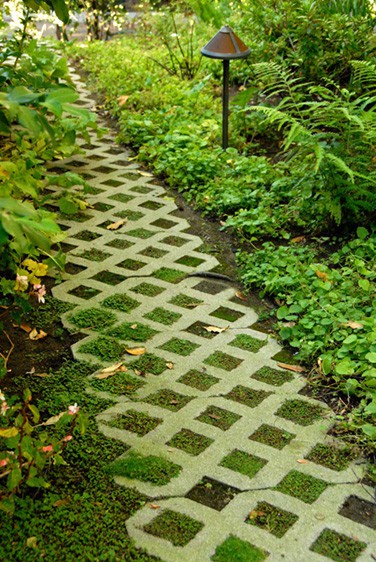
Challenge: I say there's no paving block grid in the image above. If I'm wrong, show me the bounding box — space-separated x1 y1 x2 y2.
49 71 376 561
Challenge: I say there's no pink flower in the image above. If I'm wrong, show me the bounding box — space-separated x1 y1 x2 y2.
1 401 9 416
68 403 79 415
42 445 53 453
63 435 73 442
0 458 9 467
33 284 46 304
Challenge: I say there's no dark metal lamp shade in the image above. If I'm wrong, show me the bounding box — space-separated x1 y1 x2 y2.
201 25 250 60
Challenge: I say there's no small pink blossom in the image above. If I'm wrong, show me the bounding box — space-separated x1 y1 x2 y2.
1 401 9 416
33 284 46 304
68 403 79 415
0 458 9 467
42 445 53 453
63 435 73 442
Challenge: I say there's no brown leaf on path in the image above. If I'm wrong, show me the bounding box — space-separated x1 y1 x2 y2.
277 362 305 373
208 413 221 420
106 218 127 230
342 321 364 329
166 362 174 370
118 95 129 107
125 347 146 356
29 328 48 341
248 510 265 520
150 504 160 509
137 170 153 177
235 290 247 301
14 323 32 333
100 361 124 374
204 325 229 333
297 459 309 464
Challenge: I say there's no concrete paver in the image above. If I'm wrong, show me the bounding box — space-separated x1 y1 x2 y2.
49 71 376 562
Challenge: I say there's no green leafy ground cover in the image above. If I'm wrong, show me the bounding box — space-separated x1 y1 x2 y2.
71 1 376 458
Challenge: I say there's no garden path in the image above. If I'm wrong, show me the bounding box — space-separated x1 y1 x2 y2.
49 71 376 562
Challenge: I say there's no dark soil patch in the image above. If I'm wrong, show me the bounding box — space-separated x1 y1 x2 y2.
339 495 376 529
185 476 240 511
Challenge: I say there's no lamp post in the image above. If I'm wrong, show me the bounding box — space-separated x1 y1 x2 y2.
201 26 250 150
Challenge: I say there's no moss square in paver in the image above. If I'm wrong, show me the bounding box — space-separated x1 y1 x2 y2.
108 452 181 485
305 443 354 471
167 428 213 455
162 235 189 247
90 372 145 396
185 320 218 339
119 171 141 181
310 528 366 561
139 246 168 259
131 283 165 297
275 470 328 504
73 230 101 242
79 335 124 362
152 267 185 283
230 334 266 353
105 238 133 250
276 399 323 426
204 351 243 371
106 322 158 342
127 228 156 239
75 248 112 262
144 389 192 411
68 285 101 300
249 424 295 449
130 185 153 193
91 271 126 286
131 353 168 376
226 385 271 408
175 255 205 267
159 337 199 357
114 210 144 221
247 501 298 537
144 509 203 546
151 218 177 229
69 308 117 330
116 258 146 271
102 293 140 313
196 406 241 431
144 307 181 326
169 294 203 309
101 178 124 188
186 476 240 511
93 202 114 212
178 369 219 391
212 535 268 562
210 306 244 323
108 193 135 203
139 200 163 211
60 212 91 223
220 449 267 479
252 366 294 386
107 409 162 436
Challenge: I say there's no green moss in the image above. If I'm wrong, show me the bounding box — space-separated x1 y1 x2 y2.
68 285 101 300
93 202 114 212
139 201 163 211
196 406 241 430
185 320 217 339
127 228 155 239
210 306 244 323
310 528 366 562
144 509 203 546
226 385 271 408
204 351 243 371
169 294 203 309
73 229 101 241
90 372 145 396
230 334 266 353
167 428 214 455
249 424 295 449
107 452 181 485
275 470 328 504
105 238 133 250
75 248 111 262
131 283 165 297
178 369 219 391
25 297 75 333
247 501 298 537
162 235 188 247
276 399 323 426
305 443 354 471
144 307 181 325
212 535 268 562
158 337 199 356
175 255 205 267
130 352 168 375
144 389 192 411
114 210 144 221
116 258 146 271
102 293 141 313
108 193 135 203
139 246 167 259
79 335 124 361
106 322 158 342
252 366 294 386
69 308 117 330
220 449 267 479
106 410 162 436
91 271 126 285
152 267 185 283
130 184 153 193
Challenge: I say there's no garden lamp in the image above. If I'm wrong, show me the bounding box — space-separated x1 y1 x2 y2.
201 26 250 149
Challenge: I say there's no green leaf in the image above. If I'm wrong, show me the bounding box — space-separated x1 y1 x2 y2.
0 427 19 438
50 0 69 23
279 326 292 340
23 388 32 402
7 86 40 104
321 355 333 375
344 378 359 395
58 197 78 215
358 278 370 291
356 227 369 240
335 358 356 375
361 424 376 439
0 497 15 514
7 468 22 491
276 305 289 320
365 352 376 363
28 404 40 423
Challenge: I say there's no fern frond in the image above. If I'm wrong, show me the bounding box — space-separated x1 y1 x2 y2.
351 60 376 95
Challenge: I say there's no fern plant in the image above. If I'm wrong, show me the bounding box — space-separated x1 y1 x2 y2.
241 61 376 226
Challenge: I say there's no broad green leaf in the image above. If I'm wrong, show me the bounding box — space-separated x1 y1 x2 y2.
335 358 355 375
28 404 40 423
7 86 40 104
50 0 69 23
365 352 376 363
58 196 78 215
0 427 19 438
356 227 369 240
361 424 376 439
7 468 22 491
276 305 289 320
46 87 78 104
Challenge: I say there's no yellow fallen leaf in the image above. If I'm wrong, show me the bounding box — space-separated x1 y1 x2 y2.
166 362 174 370
100 361 124 374
15 323 32 333
150 504 160 509
33 372 50 378
137 170 153 177
133 369 142 376
291 236 306 243
249 510 265 520
342 321 364 329
125 347 146 356
106 219 127 230
204 325 229 333
277 362 305 373
29 328 48 340
130 324 138 329
0 427 19 438
235 291 247 301
26 537 38 549
118 95 129 107
297 459 309 464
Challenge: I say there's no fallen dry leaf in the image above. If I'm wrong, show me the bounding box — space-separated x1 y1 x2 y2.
204 325 229 334
26 537 38 549
208 413 221 420
118 95 129 107
100 361 124 374
125 347 146 356
235 290 247 301
137 170 153 177
277 362 305 373
315 270 329 282
342 321 364 329
130 324 138 329
166 362 174 370
297 459 309 464
106 218 127 231
170 400 178 405
95 362 127 379
29 328 48 341
150 504 160 509
17 323 32 333
291 236 306 244
133 369 142 376
248 510 265 520
33 372 50 378
53 498 70 507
